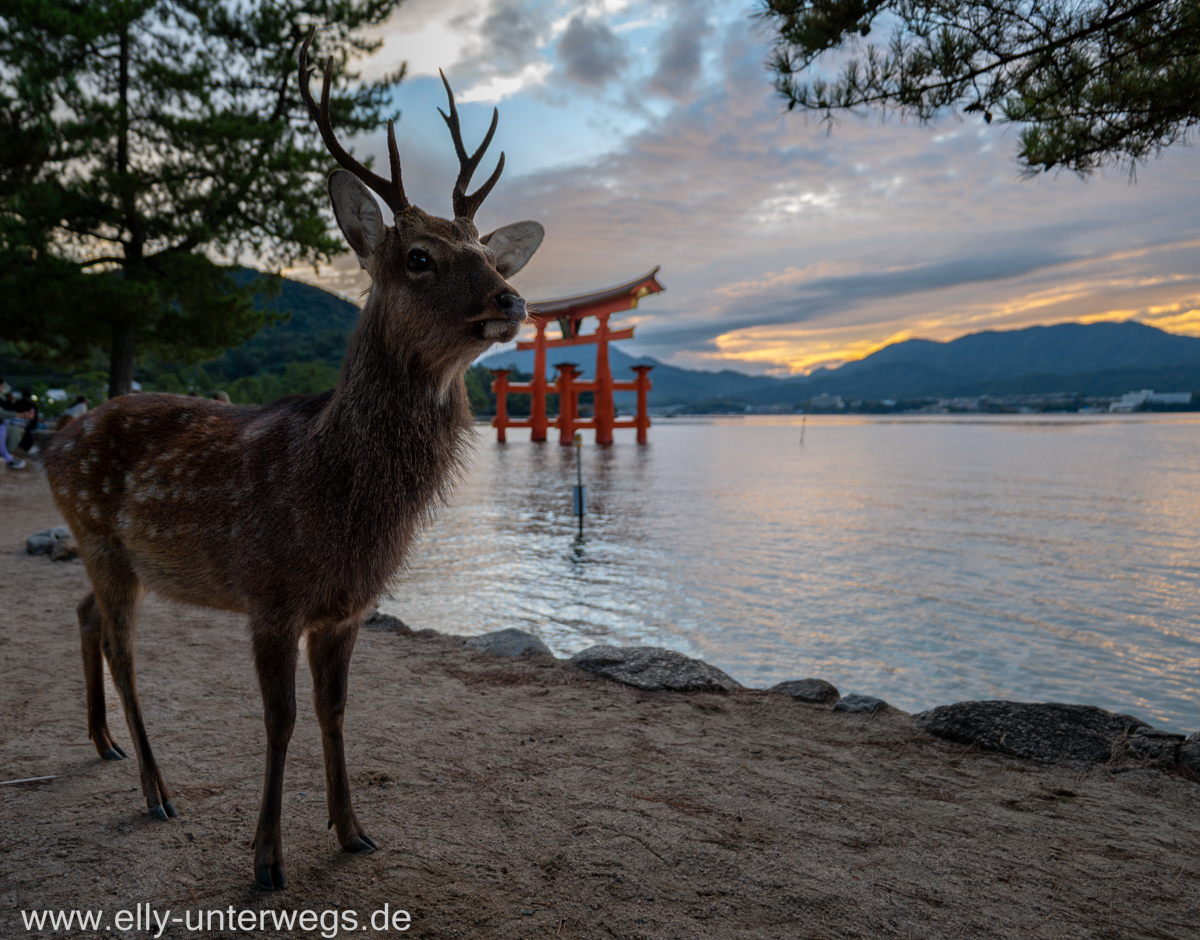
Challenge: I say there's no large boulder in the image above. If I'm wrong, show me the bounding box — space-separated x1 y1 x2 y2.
466 628 552 659
570 646 742 693
914 701 1149 764
770 678 840 704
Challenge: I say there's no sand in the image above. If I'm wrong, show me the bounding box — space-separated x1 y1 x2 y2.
2 465 1199 939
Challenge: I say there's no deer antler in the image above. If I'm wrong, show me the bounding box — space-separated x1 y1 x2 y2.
438 70 505 222
299 28 409 215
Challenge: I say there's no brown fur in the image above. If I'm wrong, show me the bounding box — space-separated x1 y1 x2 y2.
43 196 536 890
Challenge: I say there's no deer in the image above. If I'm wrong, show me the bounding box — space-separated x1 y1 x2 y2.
41 30 543 891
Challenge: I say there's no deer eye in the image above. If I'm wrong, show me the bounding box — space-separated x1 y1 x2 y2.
406 248 432 273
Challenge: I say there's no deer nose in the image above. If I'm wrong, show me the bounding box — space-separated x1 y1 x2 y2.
497 292 525 319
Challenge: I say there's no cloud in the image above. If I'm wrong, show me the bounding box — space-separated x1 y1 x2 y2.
473 0 552 75
646 4 713 100
313 2 1200 377
556 14 627 87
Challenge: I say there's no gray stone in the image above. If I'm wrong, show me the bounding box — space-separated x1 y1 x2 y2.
570 645 742 693
913 701 1149 764
466 628 552 659
362 610 412 633
833 693 886 714
26 526 72 555
1126 727 1184 767
1180 732 1200 773
770 678 840 704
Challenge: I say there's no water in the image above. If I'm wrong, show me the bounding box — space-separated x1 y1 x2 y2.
379 415 1200 734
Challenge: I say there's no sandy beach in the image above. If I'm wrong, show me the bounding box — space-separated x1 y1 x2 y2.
3 465 1199 939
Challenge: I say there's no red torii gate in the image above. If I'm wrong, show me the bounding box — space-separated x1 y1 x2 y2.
491 268 664 445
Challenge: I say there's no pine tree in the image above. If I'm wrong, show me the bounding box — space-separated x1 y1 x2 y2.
0 1 404 397
759 0 1200 175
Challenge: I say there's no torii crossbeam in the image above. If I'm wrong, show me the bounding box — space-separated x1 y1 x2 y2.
491 268 664 444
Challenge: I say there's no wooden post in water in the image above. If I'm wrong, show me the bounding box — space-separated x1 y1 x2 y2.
572 431 586 535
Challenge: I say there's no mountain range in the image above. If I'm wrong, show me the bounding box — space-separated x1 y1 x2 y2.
481 320 1200 406
184 273 1200 407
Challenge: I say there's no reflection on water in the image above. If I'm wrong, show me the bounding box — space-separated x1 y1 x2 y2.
380 415 1200 733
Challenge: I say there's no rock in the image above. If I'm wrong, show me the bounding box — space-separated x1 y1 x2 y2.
363 610 412 633
570 646 742 693
1179 732 1200 773
913 701 1149 764
26 526 71 555
770 678 840 704
1125 728 1184 767
834 693 886 714
466 628 552 659
50 535 79 561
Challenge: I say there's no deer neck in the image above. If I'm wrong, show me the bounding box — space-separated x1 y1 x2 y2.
311 302 474 542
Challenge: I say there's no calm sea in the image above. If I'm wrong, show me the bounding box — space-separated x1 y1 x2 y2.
378 415 1200 735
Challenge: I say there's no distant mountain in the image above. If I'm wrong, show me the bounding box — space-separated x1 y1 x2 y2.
483 320 1200 406
479 344 773 405
753 322 1200 403
823 320 1200 382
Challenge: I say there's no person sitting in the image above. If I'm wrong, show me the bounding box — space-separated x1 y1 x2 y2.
56 395 89 430
0 425 24 469
1 398 35 469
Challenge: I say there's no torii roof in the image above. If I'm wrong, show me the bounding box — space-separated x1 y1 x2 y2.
528 267 664 320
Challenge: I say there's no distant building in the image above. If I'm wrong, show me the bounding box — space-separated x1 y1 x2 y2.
1110 389 1192 412
810 393 844 410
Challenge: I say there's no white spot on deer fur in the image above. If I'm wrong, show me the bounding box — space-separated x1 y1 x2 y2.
62 440 75 452
101 478 113 494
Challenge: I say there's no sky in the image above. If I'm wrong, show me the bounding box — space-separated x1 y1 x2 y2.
284 0 1200 376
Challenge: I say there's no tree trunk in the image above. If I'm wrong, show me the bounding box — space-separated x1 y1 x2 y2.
109 321 136 399
110 20 139 402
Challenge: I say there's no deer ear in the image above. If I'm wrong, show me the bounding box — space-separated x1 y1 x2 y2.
482 221 544 277
328 170 384 266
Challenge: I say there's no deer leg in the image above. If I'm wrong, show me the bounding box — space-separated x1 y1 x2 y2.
93 561 175 820
250 627 298 891
307 620 376 854
78 592 127 761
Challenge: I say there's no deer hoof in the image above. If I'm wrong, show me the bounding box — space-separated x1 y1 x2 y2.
149 804 170 821
163 801 177 818
255 865 287 891
344 835 378 854
101 746 127 761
